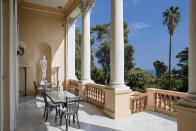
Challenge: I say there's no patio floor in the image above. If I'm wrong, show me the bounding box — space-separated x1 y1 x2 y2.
16 96 177 131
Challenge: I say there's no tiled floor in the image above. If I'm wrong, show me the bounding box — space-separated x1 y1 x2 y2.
16 96 177 131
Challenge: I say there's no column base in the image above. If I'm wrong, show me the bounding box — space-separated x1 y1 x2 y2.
103 84 131 119
103 88 131 119
65 75 78 80
106 83 130 91
176 92 196 131
80 79 94 84
176 104 196 131
178 92 196 108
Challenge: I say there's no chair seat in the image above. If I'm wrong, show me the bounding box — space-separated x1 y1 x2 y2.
60 107 78 114
37 87 43 90
48 101 60 107
60 108 67 112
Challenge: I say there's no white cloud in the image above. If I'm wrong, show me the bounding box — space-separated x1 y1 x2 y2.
129 22 150 37
130 22 150 31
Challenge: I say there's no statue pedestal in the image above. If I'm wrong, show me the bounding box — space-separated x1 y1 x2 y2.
40 80 47 86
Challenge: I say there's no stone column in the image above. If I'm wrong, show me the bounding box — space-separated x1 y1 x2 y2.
109 0 128 90
65 17 77 80
176 0 196 131
178 0 196 108
103 0 131 119
185 0 196 104
79 1 93 83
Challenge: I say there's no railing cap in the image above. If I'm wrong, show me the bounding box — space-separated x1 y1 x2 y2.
86 83 106 89
147 88 187 97
146 88 156 91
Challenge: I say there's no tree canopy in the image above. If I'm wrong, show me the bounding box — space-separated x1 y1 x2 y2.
163 6 181 36
91 21 134 84
153 60 167 78
176 47 188 92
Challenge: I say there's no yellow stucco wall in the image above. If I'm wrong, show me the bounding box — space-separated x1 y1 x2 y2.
18 7 65 95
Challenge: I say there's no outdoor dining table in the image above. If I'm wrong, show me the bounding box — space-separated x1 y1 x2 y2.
46 91 83 104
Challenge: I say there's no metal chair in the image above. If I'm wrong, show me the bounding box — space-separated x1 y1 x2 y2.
56 80 60 91
42 90 60 121
33 81 38 97
60 97 80 131
52 81 60 91
74 88 79 96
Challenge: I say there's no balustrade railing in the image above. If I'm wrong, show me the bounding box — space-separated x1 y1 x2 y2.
68 80 79 94
130 93 147 114
130 88 187 117
153 89 186 117
85 83 105 108
65 80 187 117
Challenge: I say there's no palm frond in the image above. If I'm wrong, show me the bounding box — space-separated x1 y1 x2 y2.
162 6 181 35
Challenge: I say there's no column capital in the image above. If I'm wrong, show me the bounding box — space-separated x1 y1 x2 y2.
66 17 76 27
79 1 93 14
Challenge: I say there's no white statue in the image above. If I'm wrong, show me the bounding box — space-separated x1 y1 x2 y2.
40 56 47 82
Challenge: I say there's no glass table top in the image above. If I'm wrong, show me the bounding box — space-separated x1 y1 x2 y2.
46 91 78 103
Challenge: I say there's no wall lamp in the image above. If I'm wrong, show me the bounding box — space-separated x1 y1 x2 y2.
17 41 25 56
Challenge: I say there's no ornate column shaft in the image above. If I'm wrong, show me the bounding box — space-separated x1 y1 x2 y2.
65 17 77 80
109 0 128 90
79 1 93 82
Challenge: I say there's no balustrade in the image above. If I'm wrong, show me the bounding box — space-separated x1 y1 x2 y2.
131 88 187 117
86 84 105 105
68 80 79 94
130 93 147 113
154 89 186 116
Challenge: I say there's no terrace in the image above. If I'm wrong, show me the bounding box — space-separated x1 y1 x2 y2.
16 79 186 131
16 95 177 131
1 0 196 131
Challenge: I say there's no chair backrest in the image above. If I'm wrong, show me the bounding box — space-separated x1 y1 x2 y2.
42 89 48 106
66 97 79 114
33 81 37 91
57 81 59 91
74 88 79 96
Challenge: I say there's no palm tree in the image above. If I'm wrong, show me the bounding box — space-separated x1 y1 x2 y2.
163 6 181 85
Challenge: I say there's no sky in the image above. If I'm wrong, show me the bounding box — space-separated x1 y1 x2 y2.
76 0 189 70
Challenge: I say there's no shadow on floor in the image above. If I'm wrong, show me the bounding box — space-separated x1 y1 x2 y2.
79 103 105 117
143 110 177 122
